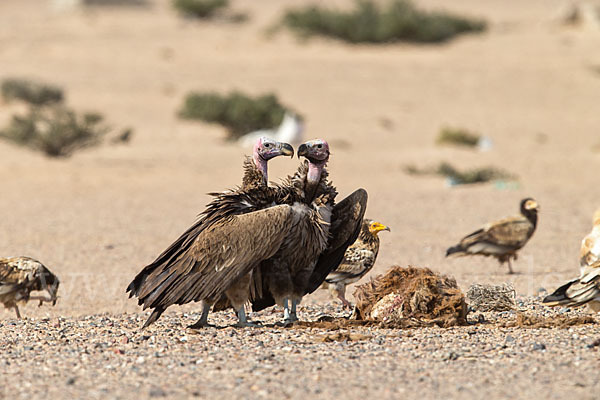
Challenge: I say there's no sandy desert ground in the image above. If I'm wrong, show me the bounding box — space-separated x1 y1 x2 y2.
1 0 600 398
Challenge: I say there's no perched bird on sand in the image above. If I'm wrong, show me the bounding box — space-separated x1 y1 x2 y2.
322 219 390 308
543 208 600 312
0 257 60 319
446 198 539 274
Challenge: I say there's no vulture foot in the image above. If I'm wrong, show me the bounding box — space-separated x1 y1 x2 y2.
337 294 353 309
187 321 215 329
232 321 262 328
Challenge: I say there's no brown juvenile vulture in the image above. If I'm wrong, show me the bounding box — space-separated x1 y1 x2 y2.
322 219 390 308
0 257 59 319
126 137 294 328
445 198 539 274
251 139 368 322
543 208 600 312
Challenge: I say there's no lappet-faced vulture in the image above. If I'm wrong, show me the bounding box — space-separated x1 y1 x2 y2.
126 137 294 328
445 198 539 274
0 256 59 319
322 218 390 308
251 139 368 322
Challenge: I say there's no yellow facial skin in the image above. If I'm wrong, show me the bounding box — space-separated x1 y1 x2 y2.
524 200 539 211
369 222 391 235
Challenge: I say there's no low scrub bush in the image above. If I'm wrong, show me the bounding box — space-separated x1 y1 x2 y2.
436 127 480 147
0 106 109 157
172 0 228 18
405 162 514 185
1 78 64 106
280 0 486 44
178 91 291 140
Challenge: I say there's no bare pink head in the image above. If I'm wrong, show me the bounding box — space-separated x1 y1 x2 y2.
252 137 294 182
297 139 330 184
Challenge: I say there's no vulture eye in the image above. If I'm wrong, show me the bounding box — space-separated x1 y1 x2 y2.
317 144 323 149
264 143 271 148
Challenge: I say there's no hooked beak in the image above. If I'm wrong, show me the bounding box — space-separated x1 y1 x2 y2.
279 142 294 158
297 143 308 158
371 222 390 233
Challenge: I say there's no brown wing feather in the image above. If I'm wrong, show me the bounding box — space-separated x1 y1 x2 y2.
543 262 600 307
133 205 296 312
306 188 368 293
461 217 533 249
326 247 376 283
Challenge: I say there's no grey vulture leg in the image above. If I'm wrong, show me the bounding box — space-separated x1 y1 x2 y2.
233 307 261 328
289 299 299 322
187 302 214 329
14 306 21 319
283 298 298 322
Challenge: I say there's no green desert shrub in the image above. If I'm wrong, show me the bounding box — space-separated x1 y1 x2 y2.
1 78 64 106
172 0 228 18
0 106 109 157
405 162 514 185
436 127 480 147
178 91 291 140
280 0 486 44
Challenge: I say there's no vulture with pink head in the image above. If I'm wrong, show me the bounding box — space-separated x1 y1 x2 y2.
250 139 368 322
126 137 294 328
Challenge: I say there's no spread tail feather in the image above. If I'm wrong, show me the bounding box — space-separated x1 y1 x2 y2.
142 306 165 329
542 279 593 307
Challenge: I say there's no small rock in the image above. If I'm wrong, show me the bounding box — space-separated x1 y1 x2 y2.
586 338 600 348
532 343 546 351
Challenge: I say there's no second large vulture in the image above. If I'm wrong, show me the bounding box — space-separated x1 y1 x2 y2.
126 137 294 328
250 139 368 322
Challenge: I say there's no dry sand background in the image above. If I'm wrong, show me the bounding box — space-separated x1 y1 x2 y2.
1 0 600 399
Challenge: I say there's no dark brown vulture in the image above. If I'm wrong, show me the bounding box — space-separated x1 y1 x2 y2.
543 208 600 312
126 137 294 328
251 139 368 322
0 257 59 319
446 198 539 274
542 260 600 312
322 219 390 308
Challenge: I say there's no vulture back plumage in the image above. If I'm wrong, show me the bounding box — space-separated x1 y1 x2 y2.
250 140 368 319
126 138 295 328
